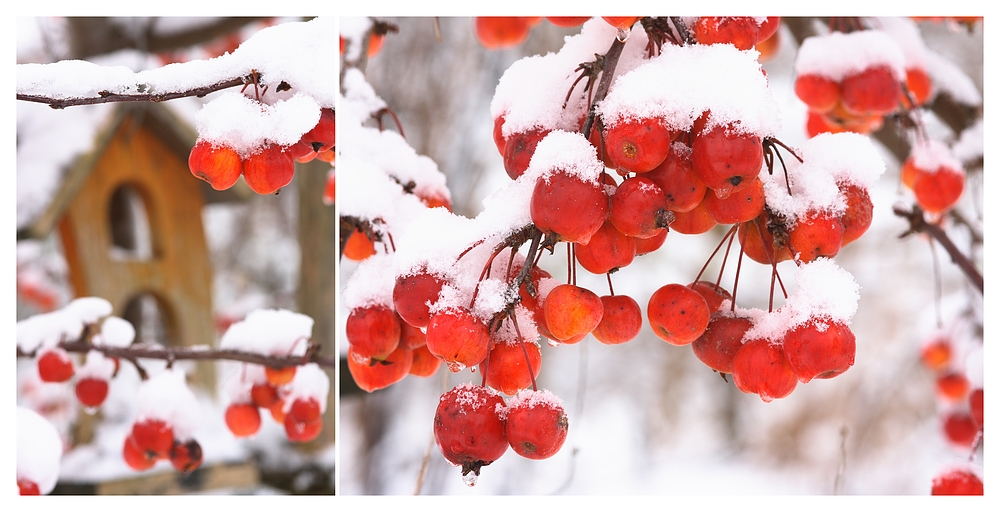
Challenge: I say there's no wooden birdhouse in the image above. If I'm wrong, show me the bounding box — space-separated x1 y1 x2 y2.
19 103 222 391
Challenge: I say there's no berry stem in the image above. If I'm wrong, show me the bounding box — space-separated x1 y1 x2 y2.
510 314 538 392
694 225 738 284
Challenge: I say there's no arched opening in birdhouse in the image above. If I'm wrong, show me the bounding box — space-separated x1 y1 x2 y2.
108 184 154 260
121 291 175 347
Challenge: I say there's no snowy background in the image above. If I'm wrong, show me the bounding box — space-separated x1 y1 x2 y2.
338 16 986 496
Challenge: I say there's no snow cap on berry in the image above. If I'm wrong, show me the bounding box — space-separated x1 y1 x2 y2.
17 407 62 495
76 350 117 380
762 132 886 221
342 252 397 311
17 297 113 352
909 139 964 175
598 42 781 137
741 258 860 342
94 316 136 348
219 308 313 357
136 368 201 440
446 382 507 416
795 30 906 82
491 18 644 137
508 388 564 412
281 363 330 414
522 130 604 184
195 92 320 157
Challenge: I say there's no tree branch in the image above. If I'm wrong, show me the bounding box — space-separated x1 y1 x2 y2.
17 76 251 109
893 203 983 294
17 335 338 371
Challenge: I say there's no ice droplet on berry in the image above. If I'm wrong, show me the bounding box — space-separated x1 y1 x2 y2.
446 361 466 373
462 471 479 487
616 28 630 43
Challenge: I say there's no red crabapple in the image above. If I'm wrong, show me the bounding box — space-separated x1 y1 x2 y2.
345 304 402 361
37 349 74 383
794 74 840 114
838 182 874 245
634 229 668 256
188 140 243 191
530 171 608 245
840 65 901 117
693 17 761 51
343 229 375 261
285 415 323 443
505 391 569 460
609 176 669 239
942 411 979 449
936 372 970 402
504 129 550 180
481 339 542 396
251 382 280 409
17 477 41 495
687 281 733 313
602 17 641 30
392 270 446 328
475 17 534 49
543 284 604 342
408 344 442 378
242 143 295 195
425 308 491 372
647 283 711 346
931 468 983 495
690 121 764 199
730 337 798 402
591 294 643 345
347 345 413 392
433 383 508 482
265 365 296 386
691 315 753 374
75 377 110 408
169 439 203 474
289 397 321 424
574 219 636 275
782 320 856 383
786 210 845 263
646 143 707 214
123 435 156 471
131 418 174 459
603 118 672 174
225 403 262 437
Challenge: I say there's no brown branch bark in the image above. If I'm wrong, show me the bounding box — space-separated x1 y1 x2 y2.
17 337 338 370
893 204 983 294
17 76 250 109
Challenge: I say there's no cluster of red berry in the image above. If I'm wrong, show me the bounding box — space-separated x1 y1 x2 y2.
795 29 929 138
188 107 334 194
224 365 326 443
920 337 984 455
123 417 202 474
338 16 901 486
433 383 568 485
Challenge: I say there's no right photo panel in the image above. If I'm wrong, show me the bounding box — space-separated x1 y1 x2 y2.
336 16 984 496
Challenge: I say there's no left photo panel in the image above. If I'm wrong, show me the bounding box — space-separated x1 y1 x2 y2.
16 16 338 495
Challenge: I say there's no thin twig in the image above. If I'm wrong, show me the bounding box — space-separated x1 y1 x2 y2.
893 204 983 294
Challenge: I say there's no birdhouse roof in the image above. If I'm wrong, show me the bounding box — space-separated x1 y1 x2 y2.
17 98 253 241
